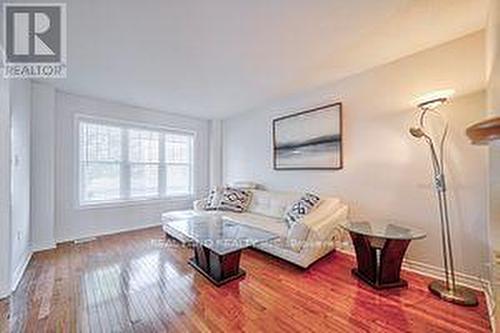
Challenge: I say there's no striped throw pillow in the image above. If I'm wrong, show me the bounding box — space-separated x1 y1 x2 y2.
218 187 253 213
284 193 321 228
204 187 223 210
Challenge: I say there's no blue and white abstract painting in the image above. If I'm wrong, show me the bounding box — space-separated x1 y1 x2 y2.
273 103 342 169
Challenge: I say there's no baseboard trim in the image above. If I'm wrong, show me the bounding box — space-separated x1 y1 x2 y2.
11 250 32 293
402 258 489 291
485 281 497 333
55 222 164 244
336 248 489 291
0 284 10 300
31 240 57 252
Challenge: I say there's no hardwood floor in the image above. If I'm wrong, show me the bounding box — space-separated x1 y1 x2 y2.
0 226 491 332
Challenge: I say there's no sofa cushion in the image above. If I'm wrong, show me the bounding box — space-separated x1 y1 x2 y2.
165 210 288 238
193 199 205 211
230 181 260 189
222 212 288 237
247 189 300 219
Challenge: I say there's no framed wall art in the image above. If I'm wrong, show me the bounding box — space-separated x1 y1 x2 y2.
273 103 342 170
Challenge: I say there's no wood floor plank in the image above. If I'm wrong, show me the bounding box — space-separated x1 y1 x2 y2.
0 226 492 332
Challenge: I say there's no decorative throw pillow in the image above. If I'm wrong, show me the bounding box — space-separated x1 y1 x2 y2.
204 187 223 210
218 187 253 213
284 193 321 228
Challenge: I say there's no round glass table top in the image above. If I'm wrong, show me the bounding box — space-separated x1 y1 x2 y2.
342 220 427 240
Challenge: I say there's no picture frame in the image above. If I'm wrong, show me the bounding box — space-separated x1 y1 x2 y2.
272 102 343 170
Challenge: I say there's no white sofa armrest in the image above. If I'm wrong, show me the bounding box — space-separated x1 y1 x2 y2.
309 204 348 238
193 199 205 212
297 204 348 252
287 200 347 252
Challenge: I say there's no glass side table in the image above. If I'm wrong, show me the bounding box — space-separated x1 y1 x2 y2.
342 221 426 289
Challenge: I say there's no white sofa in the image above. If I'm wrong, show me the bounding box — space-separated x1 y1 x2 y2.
162 189 349 268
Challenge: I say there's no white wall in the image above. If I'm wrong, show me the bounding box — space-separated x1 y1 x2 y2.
0 76 11 298
52 91 210 242
209 119 223 188
9 79 32 290
486 0 500 329
487 0 500 254
31 83 56 251
0 77 33 298
487 0 500 113
223 32 490 278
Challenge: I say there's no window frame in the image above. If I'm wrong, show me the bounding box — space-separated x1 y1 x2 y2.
164 133 194 197
127 128 162 199
75 115 195 208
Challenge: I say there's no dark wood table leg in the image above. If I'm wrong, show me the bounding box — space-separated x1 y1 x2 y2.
188 243 246 286
350 231 377 284
379 239 410 288
349 232 411 289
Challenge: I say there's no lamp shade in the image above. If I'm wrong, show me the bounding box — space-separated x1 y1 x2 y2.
414 89 455 110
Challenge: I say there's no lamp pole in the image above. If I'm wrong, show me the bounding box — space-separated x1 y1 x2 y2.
410 97 478 306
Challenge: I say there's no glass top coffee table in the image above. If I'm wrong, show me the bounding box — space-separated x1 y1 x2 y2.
165 215 278 286
342 221 426 289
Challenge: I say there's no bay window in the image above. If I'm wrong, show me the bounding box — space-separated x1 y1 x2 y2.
78 118 194 206
129 129 161 198
165 134 193 196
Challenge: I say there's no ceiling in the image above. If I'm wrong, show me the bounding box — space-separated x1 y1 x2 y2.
8 0 490 118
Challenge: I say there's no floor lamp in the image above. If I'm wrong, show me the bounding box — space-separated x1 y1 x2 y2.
409 90 478 306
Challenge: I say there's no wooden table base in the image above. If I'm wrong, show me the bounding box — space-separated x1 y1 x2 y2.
352 268 408 289
189 243 246 286
349 232 411 289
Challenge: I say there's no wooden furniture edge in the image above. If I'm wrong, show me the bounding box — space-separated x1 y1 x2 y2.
466 116 500 145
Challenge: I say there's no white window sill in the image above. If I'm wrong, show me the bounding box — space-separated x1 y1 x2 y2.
76 195 194 210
